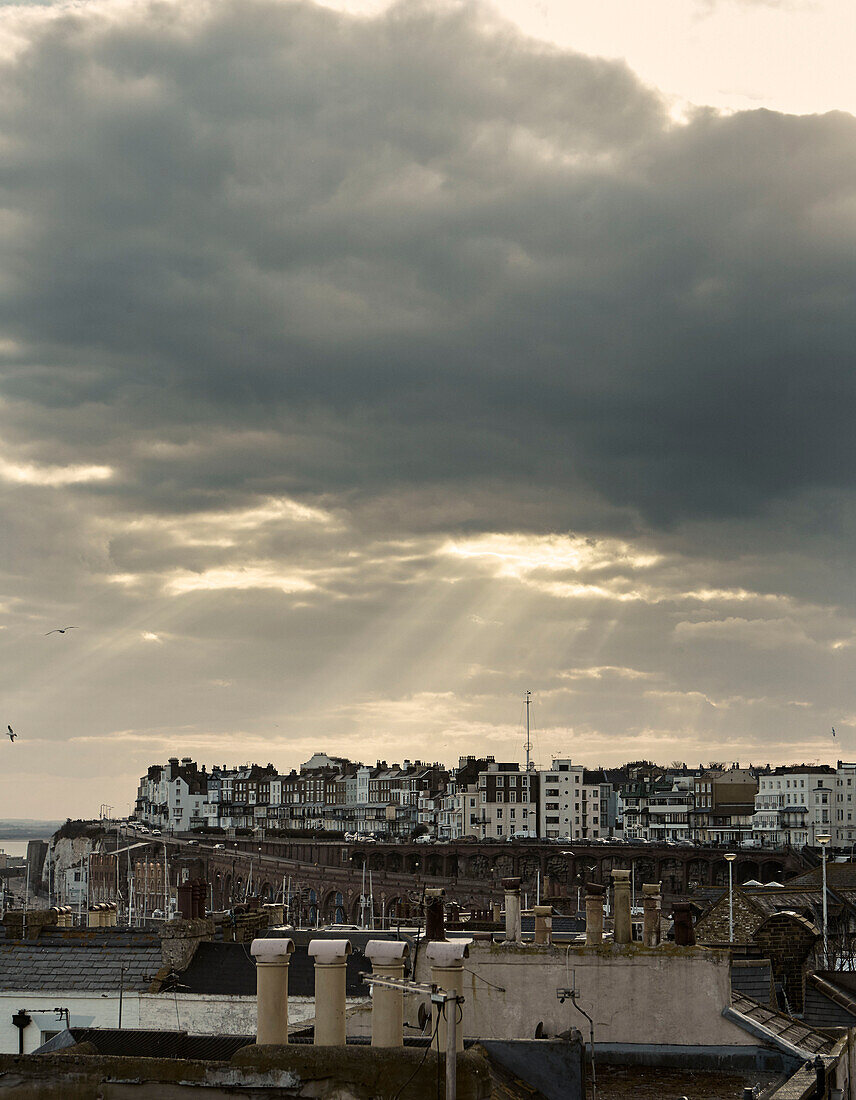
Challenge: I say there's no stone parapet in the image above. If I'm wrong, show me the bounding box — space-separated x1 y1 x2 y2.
158 916 215 970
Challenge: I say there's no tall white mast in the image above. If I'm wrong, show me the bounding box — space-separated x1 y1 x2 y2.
524 690 532 773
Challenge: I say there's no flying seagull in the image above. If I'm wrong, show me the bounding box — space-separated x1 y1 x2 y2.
45 626 76 635
7 725 15 742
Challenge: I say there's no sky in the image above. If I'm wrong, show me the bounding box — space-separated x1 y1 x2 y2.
1 0 855 818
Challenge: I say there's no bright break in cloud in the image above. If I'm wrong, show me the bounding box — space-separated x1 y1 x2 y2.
1 0 855 816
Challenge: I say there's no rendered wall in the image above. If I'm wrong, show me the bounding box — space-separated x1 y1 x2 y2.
139 993 321 1035
0 991 140 1054
0 992 321 1053
412 942 756 1048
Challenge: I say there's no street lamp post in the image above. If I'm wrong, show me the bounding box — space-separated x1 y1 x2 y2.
725 853 736 943
818 833 832 968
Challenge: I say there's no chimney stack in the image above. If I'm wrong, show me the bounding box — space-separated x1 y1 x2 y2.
533 905 552 946
612 869 631 945
366 939 410 1048
642 883 662 947
251 937 295 1045
672 902 696 947
502 877 522 943
424 888 446 943
308 939 352 1046
425 940 469 1053
585 883 606 946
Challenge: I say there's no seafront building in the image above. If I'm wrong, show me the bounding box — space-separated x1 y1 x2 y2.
134 754 856 849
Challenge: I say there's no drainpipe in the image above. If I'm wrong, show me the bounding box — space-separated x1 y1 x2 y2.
309 939 352 1046
814 1054 826 1099
251 937 295 1044
425 940 469 1053
11 1010 31 1054
611 869 631 945
502 877 522 943
366 939 410 1047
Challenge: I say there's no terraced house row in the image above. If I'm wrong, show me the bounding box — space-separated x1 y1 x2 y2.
134 753 856 848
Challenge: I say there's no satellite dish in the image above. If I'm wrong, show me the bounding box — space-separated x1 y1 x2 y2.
417 1002 430 1031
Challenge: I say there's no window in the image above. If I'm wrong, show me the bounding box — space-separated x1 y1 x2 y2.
497 808 503 819
496 826 503 836
496 776 504 787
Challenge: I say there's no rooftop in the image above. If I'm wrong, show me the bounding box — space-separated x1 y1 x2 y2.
594 1065 780 1099
730 991 836 1056
0 929 161 993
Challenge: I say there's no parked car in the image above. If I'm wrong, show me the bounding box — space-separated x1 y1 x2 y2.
213 843 225 849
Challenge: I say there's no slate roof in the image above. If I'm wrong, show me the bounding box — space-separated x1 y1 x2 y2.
0 930 161 993
730 992 836 1055
696 884 844 927
730 959 775 1006
786 863 856 889
173 940 369 998
803 973 856 1029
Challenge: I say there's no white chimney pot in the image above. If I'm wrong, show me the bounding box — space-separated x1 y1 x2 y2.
251 937 295 962
308 939 352 964
366 940 410 964
425 940 470 966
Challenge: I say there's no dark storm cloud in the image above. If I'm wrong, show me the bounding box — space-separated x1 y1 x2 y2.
0 0 853 534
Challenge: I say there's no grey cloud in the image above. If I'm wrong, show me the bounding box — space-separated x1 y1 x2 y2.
5 0 853 533
1 0 856 813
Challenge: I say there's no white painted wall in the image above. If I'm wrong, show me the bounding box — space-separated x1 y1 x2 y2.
0 990 365 1053
0 991 139 1054
138 993 321 1036
412 943 757 1049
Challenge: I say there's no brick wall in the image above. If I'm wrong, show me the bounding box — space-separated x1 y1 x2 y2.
752 912 818 1014
694 889 762 945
